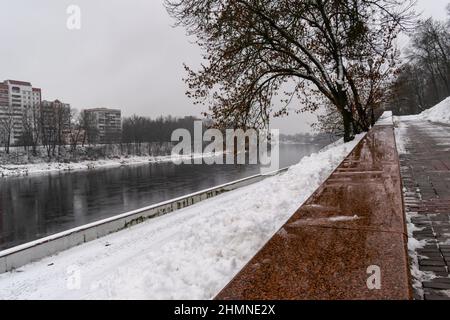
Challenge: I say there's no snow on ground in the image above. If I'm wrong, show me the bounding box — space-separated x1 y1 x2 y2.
0 152 222 178
395 96 450 124
420 97 450 124
376 111 394 126
393 119 410 155
394 117 428 294
394 99 450 295
394 96 450 155
0 134 364 300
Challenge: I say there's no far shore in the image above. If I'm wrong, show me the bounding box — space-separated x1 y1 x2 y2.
0 141 325 179
0 152 224 178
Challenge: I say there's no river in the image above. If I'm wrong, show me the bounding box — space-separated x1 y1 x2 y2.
0 143 325 251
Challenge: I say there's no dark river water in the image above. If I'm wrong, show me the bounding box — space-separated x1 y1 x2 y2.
0 143 324 251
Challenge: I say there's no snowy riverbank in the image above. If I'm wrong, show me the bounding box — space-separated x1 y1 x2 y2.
0 133 364 299
0 141 177 178
0 152 222 178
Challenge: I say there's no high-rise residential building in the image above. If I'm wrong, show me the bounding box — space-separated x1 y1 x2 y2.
0 82 10 147
0 83 8 107
83 108 122 144
0 80 41 145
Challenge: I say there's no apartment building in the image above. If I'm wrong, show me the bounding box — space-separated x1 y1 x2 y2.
83 108 122 144
0 80 41 145
0 83 8 106
0 82 8 115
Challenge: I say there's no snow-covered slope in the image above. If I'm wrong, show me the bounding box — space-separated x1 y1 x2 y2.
421 97 450 124
0 134 364 300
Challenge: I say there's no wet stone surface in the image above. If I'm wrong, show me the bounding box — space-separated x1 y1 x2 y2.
216 125 411 300
398 120 450 300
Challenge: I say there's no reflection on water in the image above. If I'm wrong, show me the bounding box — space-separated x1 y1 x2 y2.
0 144 323 250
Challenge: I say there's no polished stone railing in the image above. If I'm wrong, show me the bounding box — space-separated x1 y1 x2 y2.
216 113 412 300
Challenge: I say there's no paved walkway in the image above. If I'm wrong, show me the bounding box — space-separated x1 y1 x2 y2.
216 120 411 300
397 119 450 300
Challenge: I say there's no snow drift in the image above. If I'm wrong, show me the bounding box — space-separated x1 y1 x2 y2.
414 96 450 124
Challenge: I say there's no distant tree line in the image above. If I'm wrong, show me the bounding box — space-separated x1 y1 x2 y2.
389 7 450 115
122 115 201 144
1 103 201 161
280 132 337 145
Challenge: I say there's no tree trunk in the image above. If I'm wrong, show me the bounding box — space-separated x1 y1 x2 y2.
6 132 10 154
336 87 355 142
352 120 363 135
370 106 376 127
342 109 354 142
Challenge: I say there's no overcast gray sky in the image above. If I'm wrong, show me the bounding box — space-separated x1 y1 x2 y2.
0 0 448 134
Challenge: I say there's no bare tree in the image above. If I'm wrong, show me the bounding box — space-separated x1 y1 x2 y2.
122 115 199 144
79 111 99 146
312 104 344 138
39 102 70 159
40 107 57 159
19 105 41 155
55 104 70 156
68 109 84 152
0 106 13 154
166 0 415 141
390 12 450 115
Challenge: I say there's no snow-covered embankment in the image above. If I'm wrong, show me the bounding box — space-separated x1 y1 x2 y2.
0 134 364 299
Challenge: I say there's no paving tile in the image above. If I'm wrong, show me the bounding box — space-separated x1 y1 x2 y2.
423 281 450 290
398 120 450 300
419 259 446 267
424 293 450 301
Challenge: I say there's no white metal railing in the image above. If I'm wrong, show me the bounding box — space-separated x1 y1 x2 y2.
0 166 289 274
